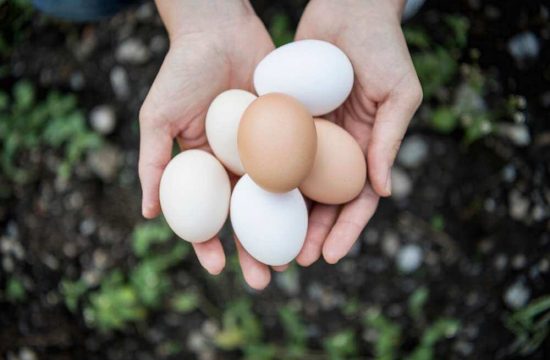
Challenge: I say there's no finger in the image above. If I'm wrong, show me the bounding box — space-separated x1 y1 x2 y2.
272 264 288 272
192 237 226 275
322 185 379 264
368 74 422 197
296 204 340 267
234 236 271 290
138 116 173 219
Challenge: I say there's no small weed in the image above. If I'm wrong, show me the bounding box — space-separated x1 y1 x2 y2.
131 217 172 257
323 329 358 360
279 304 308 358
0 81 102 186
60 278 88 312
170 292 199 314
504 296 550 356
269 13 294 47
4 276 26 302
408 286 429 321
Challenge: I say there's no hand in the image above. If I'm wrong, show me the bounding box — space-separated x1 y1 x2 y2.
139 1 283 290
294 0 423 265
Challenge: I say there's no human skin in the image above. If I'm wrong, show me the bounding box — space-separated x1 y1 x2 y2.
293 0 423 266
138 0 422 289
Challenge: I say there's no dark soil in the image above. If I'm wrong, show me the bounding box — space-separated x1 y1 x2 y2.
1 1 549 359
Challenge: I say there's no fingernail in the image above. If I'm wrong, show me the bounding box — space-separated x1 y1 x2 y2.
385 169 392 196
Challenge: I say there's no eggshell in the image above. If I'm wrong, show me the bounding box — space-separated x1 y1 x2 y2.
300 119 366 204
205 89 257 175
238 93 316 193
254 40 354 116
159 150 231 243
230 175 307 266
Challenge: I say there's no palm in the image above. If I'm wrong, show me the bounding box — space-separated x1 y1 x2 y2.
294 0 421 265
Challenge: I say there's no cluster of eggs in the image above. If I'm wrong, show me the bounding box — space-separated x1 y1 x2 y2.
159 40 366 266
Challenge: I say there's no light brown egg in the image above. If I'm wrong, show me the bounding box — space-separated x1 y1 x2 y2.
299 119 366 204
238 93 317 193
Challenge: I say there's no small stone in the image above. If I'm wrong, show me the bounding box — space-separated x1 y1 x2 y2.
509 190 530 220
19 347 37 360
494 254 508 270
116 38 150 64
381 231 400 258
397 136 429 169
2 256 14 272
391 167 412 200
79 218 97 236
511 254 527 269
110 66 130 100
275 267 300 296
87 145 123 182
538 258 549 273
363 228 379 245
454 82 487 113
69 71 85 91
66 192 84 210
504 281 530 309
402 0 425 21
531 205 546 221
484 198 496 212
90 105 116 135
502 164 517 183
150 35 168 54
497 124 531 146
396 244 423 273
93 249 108 269
454 340 474 357
135 2 155 20
508 32 540 62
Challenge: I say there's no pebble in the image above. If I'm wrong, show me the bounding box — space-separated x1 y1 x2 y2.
508 190 530 221
501 164 517 183
87 145 123 182
396 244 423 273
69 71 85 91
116 38 151 65
402 0 425 21
363 228 379 245
497 124 531 146
381 231 400 258
275 267 300 296
531 205 546 221
391 167 413 200
538 258 549 273
454 82 486 113
150 35 168 54
90 105 116 135
2 256 14 272
504 281 531 309
79 218 97 236
454 340 474 357
397 136 429 169
110 66 130 100
511 254 527 269
135 2 155 20
508 32 540 62
19 347 37 360
494 254 508 271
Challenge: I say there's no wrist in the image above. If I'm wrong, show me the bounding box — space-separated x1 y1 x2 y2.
155 0 256 42
307 0 405 22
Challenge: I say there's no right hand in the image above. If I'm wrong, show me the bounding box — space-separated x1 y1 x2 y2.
139 3 281 289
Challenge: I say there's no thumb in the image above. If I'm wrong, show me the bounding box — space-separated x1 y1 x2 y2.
368 74 422 197
138 108 173 219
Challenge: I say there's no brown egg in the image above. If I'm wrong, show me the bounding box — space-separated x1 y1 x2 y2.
299 119 366 204
238 93 317 193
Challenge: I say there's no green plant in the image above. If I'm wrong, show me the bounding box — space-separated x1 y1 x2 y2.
405 319 460 360
504 296 550 356
364 309 401 360
60 278 88 312
4 276 26 302
83 271 146 332
269 13 294 47
132 217 173 257
170 292 199 314
0 0 33 59
278 304 308 358
0 81 102 185
323 329 358 360
408 286 429 321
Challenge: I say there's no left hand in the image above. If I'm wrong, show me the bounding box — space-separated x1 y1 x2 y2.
294 0 423 265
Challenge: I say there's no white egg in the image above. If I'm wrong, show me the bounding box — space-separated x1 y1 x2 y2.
160 150 231 243
254 40 354 116
206 89 257 175
230 175 308 266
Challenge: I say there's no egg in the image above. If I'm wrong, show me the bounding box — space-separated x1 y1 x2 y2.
238 93 317 193
300 119 366 204
254 39 354 116
205 89 257 175
159 150 231 243
230 175 307 266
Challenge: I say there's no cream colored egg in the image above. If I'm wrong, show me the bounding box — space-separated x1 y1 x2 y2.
159 150 231 243
206 89 257 175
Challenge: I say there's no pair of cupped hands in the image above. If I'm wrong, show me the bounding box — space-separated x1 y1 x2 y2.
138 0 422 289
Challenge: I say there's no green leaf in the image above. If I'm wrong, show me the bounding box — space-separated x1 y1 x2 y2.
408 287 429 321
132 218 173 257
269 13 294 47
364 309 401 360
13 81 34 109
323 329 358 360
61 279 89 312
5 277 26 302
171 292 199 314
431 107 458 134
279 305 308 358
